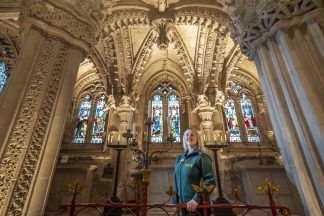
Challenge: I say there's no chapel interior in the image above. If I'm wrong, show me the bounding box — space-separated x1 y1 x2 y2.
0 0 323 216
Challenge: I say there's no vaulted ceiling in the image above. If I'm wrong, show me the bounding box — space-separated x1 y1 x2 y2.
76 0 260 103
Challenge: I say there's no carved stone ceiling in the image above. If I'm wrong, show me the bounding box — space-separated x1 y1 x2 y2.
0 0 259 98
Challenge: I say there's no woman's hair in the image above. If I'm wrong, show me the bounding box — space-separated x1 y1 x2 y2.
182 128 201 152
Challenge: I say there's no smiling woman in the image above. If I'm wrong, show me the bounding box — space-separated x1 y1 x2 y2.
173 128 215 216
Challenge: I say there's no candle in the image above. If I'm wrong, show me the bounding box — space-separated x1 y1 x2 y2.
128 112 133 130
117 133 120 144
107 133 111 144
147 100 152 118
133 123 136 138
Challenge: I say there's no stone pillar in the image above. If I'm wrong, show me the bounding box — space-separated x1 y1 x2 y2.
0 0 102 215
235 1 323 215
194 95 215 145
116 95 135 201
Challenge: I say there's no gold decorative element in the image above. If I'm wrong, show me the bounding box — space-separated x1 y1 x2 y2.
142 169 151 182
231 185 241 198
191 178 215 193
257 178 280 193
66 180 86 194
165 185 176 197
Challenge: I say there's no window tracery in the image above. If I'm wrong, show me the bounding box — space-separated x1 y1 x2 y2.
224 82 260 143
72 93 108 144
149 82 181 143
0 60 8 94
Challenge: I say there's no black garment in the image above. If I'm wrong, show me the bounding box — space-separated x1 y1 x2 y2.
181 208 212 216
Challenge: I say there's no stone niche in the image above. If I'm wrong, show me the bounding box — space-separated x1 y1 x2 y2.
45 165 99 215
148 168 175 215
240 168 303 216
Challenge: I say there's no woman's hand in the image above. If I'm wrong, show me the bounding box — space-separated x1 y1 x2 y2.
186 199 198 212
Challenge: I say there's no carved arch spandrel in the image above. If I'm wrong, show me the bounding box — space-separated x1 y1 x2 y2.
130 28 157 94
168 26 195 90
220 44 242 91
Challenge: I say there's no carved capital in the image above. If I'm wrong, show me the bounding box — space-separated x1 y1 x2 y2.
21 0 102 51
234 0 323 59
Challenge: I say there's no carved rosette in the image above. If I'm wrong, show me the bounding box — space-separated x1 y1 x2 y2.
235 0 322 59
21 0 101 51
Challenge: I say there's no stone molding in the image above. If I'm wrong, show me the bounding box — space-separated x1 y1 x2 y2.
174 7 233 29
235 0 323 59
21 0 100 51
131 29 157 93
0 37 68 214
168 26 195 90
105 9 150 32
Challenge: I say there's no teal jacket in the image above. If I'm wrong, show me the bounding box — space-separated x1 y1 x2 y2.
173 149 215 204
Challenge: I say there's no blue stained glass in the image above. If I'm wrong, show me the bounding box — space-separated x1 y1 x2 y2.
91 95 107 143
168 85 174 90
73 95 92 143
0 60 8 95
240 94 259 142
168 94 180 142
151 94 163 142
225 99 241 142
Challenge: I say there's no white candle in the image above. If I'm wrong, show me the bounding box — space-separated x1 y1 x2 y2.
128 112 133 130
147 100 152 118
133 123 136 138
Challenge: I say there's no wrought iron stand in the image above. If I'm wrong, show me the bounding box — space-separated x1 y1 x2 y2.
205 144 236 216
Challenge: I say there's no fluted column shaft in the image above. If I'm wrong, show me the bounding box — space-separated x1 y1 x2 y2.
235 1 323 215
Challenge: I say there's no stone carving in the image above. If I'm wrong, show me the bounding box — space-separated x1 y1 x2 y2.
119 95 133 108
197 94 211 107
215 89 226 106
234 0 321 59
168 27 195 90
104 94 116 111
221 48 242 89
105 10 150 32
21 1 99 50
131 29 157 93
174 7 233 29
0 37 68 214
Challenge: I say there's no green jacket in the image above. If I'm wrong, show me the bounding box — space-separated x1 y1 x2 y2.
173 149 215 204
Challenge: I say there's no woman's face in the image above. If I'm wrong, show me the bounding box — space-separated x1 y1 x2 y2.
184 130 198 150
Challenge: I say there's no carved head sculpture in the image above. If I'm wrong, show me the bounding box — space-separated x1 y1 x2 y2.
197 94 211 107
158 0 168 13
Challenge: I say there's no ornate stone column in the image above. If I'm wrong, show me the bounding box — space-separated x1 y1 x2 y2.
235 1 323 215
0 0 103 215
116 95 135 201
194 95 215 145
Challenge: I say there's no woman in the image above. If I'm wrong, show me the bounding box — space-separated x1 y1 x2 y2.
173 128 215 215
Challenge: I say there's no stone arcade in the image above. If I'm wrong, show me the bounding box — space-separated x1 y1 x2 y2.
0 0 323 215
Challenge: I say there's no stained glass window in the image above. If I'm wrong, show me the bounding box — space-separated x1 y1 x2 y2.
73 95 92 143
151 94 163 142
225 99 241 142
91 94 107 143
240 94 259 142
0 60 8 95
168 94 180 142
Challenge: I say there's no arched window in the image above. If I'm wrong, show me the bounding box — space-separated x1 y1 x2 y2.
225 99 241 142
72 94 108 144
91 94 107 143
168 94 181 142
149 82 181 143
0 60 8 95
151 94 163 142
73 95 92 143
224 82 260 143
240 94 259 142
